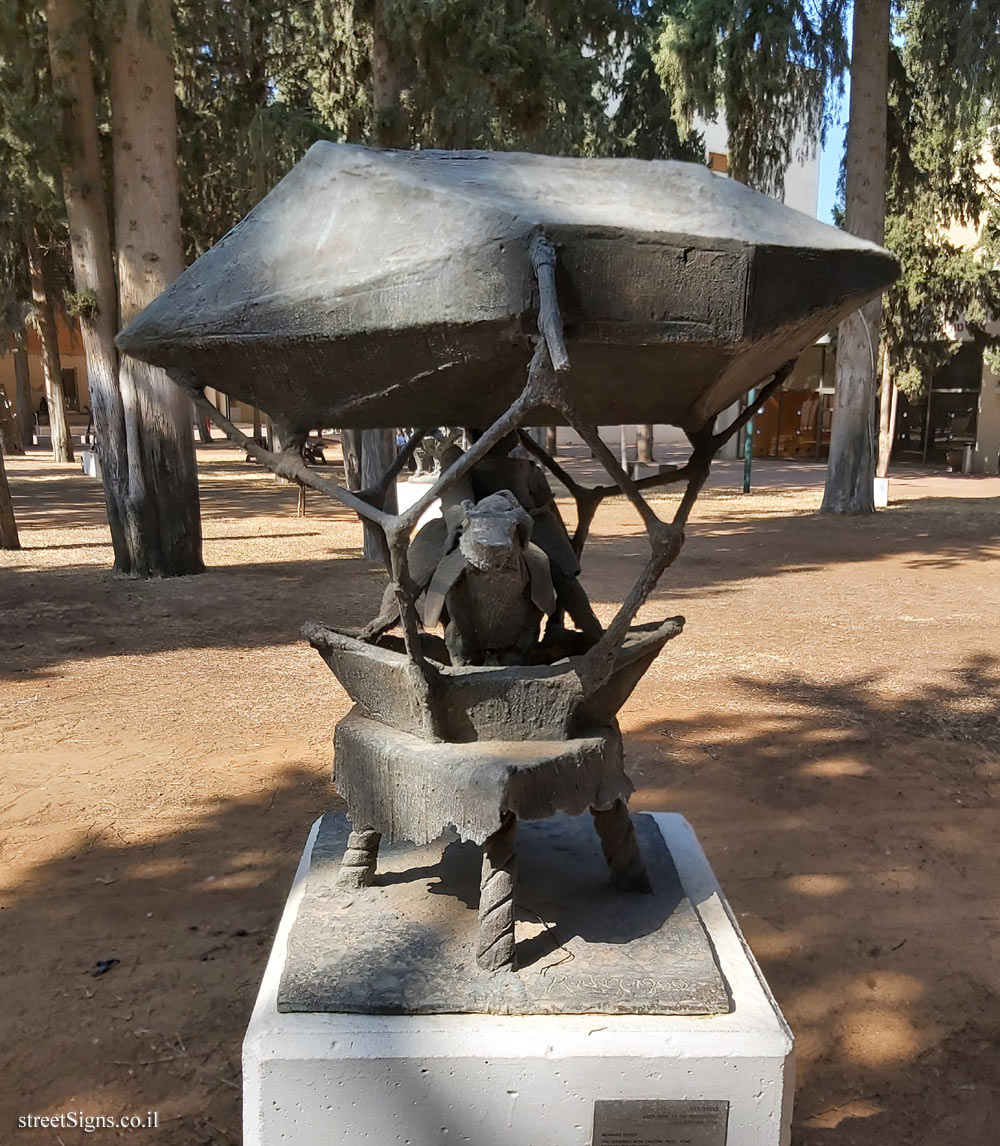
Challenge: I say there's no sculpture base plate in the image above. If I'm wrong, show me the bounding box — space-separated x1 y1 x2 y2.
278 812 730 1016
245 813 794 1146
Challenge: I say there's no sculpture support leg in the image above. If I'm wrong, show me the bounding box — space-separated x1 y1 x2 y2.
337 826 381 888
477 812 517 972
591 801 652 893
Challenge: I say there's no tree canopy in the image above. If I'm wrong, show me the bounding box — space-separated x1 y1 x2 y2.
653 0 849 193
170 0 700 257
883 0 1000 398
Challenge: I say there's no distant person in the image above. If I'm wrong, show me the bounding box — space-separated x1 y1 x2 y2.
397 429 416 472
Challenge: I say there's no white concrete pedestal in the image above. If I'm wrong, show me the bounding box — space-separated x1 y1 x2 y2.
395 475 442 531
244 814 793 1146
80 449 102 479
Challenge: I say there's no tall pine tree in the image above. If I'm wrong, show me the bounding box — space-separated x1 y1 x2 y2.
0 0 75 462
653 0 848 195
821 0 889 514
107 0 203 575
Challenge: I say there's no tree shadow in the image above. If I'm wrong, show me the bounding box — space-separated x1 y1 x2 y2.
0 555 387 681
17 534 326 553
0 760 337 1145
623 654 1000 1145
2 655 997 1142
575 493 1000 615
4 452 359 531
5 445 999 690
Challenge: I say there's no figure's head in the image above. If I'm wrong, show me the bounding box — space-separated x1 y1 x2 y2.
459 490 532 571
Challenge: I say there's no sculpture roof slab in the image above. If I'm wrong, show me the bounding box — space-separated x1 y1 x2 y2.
117 144 896 433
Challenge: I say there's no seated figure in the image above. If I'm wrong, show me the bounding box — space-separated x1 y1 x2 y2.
363 433 603 664
440 433 603 647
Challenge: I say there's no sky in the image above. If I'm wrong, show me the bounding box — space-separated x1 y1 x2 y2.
817 88 848 224
816 3 854 225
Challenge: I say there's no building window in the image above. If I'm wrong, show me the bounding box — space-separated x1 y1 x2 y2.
708 152 729 174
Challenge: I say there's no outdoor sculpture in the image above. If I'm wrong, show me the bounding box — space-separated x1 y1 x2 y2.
117 144 898 979
409 489 557 667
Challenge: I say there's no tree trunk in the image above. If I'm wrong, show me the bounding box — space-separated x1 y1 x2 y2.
359 0 406 560
46 0 135 569
636 424 654 463
360 427 396 563
195 411 213 443
110 0 203 576
373 0 407 148
26 222 74 464
876 350 897 479
252 405 262 444
821 0 889 515
357 428 396 561
341 430 393 559
342 429 363 490
0 382 25 455
13 347 32 445
341 428 390 559
0 446 20 549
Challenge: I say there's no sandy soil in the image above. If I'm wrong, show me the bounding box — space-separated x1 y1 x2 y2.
2 445 999 1144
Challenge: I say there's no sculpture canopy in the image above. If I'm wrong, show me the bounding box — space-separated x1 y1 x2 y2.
117 144 898 433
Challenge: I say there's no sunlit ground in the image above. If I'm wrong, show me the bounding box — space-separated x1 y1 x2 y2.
2 442 999 1144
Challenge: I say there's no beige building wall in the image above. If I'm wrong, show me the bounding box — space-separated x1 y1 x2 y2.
203 387 256 425
695 117 821 216
0 355 18 404
0 309 91 427
0 351 90 417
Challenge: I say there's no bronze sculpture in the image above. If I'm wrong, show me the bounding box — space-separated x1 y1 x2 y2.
118 144 898 981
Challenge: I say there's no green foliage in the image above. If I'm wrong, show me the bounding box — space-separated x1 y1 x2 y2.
380 0 627 152
4 0 701 296
169 0 700 256
652 0 848 193
64 288 99 318
0 2 61 210
0 0 70 333
607 4 705 160
882 3 1000 399
172 2 339 257
898 0 1000 144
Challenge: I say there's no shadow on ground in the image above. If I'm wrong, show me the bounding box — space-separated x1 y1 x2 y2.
0 761 336 1145
5 452 358 532
5 478 1000 680
2 657 998 1143
624 655 1000 1146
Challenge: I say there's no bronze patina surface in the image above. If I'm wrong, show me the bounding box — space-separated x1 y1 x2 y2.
278 812 731 1016
116 145 897 433
116 145 900 979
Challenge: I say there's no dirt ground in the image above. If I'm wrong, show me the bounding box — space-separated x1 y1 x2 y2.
2 443 999 1145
